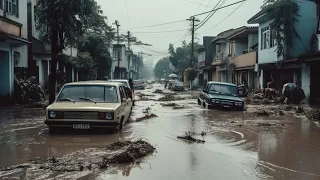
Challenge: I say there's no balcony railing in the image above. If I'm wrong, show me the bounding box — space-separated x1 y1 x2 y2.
213 53 228 61
232 52 256 68
198 60 205 67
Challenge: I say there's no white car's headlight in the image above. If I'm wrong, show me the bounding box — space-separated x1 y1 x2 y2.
211 99 220 103
49 111 56 118
105 112 113 120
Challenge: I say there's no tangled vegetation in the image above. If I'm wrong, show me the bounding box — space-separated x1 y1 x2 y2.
265 0 299 57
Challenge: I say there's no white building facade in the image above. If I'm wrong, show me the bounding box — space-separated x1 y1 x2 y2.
0 0 30 97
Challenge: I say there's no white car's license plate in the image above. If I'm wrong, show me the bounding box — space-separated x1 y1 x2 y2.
73 124 90 129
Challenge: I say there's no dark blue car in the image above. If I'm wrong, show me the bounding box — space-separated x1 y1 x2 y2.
198 82 244 111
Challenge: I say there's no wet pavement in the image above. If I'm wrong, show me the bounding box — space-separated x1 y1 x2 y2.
1 84 320 179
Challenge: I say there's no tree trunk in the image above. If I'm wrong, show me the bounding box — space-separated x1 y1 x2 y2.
49 27 58 104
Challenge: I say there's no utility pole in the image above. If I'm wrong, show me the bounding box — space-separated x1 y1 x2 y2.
137 52 142 79
127 31 131 78
114 20 120 79
127 31 131 51
115 20 120 44
186 16 199 68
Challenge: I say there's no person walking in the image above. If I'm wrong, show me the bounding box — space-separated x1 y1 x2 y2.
128 78 134 92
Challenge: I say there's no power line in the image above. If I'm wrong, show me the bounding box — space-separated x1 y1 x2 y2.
124 0 131 28
182 0 210 7
195 0 225 30
194 0 205 14
193 0 246 17
127 29 189 34
122 20 188 30
205 0 214 6
137 45 170 55
207 0 246 30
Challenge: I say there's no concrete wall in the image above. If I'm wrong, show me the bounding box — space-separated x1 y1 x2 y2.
258 20 282 64
197 51 205 67
248 33 258 50
7 0 29 68
62 47 78 58
290 1 316 57
232 52 256 68
34 54 51 88
234 39 247 56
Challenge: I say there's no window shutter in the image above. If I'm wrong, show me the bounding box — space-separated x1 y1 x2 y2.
16 0 18 17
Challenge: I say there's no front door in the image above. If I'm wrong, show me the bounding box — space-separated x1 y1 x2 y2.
0 50 10 96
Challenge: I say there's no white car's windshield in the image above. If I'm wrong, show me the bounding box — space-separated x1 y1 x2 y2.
57 85 118 103
209 84 238 96
109 80 128 87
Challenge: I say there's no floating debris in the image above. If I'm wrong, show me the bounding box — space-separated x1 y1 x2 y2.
160 103 177 107
177 132 205 143
157 94 175 101
295 106 304 114
252 109 269 116
306 109 320 121
1 140 156 173
135 114 158 122
172 105 186 110
153 89 163 93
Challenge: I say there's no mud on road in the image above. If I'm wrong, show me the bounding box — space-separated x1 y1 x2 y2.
1 84 320 180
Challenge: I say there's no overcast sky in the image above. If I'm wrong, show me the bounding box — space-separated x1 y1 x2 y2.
96 0 263 65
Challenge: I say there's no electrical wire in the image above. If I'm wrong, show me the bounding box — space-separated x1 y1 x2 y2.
129 29 189 34
193 0 246 17
207 0 246 30
122 20 188 30
182 0 210 8
195 0 225 30
124 0 130 28
194 0 205 14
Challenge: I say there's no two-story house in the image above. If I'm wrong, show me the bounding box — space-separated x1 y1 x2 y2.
197 36 216 86
228 26 259 89
297 1 320 105
210 28 242 83
0 0 31 97
111 44 127 79
127 50 137 79
28 0 78 89
248 0 317 103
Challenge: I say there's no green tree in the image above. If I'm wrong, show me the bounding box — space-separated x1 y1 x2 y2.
168 41 200 71
75 52 96 80
154 57 170 78
78 32 113 80
35 0 109 103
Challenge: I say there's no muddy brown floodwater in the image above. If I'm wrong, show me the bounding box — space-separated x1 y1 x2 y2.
1 84 320 180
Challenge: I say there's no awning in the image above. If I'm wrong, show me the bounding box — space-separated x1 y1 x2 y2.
258 58 301 70
298 52 320 62
233 66 255 71
0 31 31 47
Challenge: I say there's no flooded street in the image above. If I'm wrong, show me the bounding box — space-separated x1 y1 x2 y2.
1 84 320 180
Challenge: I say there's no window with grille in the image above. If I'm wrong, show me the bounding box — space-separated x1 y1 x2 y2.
113 49 119 61
261 26 276 50
2 0 18 17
